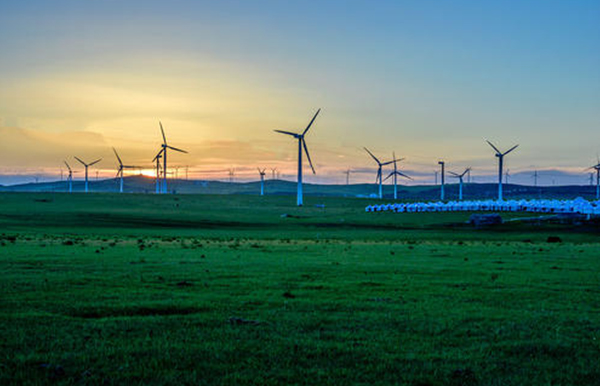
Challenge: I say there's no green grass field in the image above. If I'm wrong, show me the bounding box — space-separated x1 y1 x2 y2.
1 193 599 385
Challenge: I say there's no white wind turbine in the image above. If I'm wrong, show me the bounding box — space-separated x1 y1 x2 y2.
152 150 162 194
588 158 600 199
486 140 519 201
448 167 471 201
74 156 101 193
364 148 399 199
157 122 188 194
113 147 140 193
274 109 321 206
257 168 266 196
64 161 75 193
384 152 410 200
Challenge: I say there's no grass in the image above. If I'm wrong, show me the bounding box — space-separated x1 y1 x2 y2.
0 193 599 385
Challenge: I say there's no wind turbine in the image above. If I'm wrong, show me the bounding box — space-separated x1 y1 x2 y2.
449 168 471 201
384 152 410 199
74 156 101 193
438 161 445 200
588 159 600 199
505 169 511 184
64 161 74 193
257 168 266 196
344 169 352 185
274 109 321 206
364 148 398 199
113 147 140 193
486 140 519 201
152 150 162 194
271 168 278 180
158 122 188 194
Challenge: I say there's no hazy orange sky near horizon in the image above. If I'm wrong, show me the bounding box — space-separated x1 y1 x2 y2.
0 0 598 185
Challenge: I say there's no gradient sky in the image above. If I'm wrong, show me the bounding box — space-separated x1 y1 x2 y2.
0 0 599 185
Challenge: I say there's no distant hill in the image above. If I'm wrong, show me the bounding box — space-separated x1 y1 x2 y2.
0 175 597 200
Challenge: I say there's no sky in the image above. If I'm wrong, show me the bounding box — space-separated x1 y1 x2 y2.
0 0 599 186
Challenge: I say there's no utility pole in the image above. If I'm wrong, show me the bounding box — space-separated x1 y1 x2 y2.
438 161 445 200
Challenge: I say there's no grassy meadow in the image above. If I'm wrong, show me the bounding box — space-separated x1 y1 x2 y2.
0 193 599 385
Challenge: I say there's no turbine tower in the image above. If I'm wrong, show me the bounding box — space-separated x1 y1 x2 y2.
274 109 321 206
486 140 519 201
152 150 162 194
257 168 266 196
344 169 351 185
532 170 539 187
158 122 188 194
364 148 397 199
74 156 101 193
588 160 600 199
384 152 410 200
64 161 74 193
449 168 471 201
113 147 140 193
438 161 445 201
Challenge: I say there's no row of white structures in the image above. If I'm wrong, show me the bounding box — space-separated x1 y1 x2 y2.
365 198 600 215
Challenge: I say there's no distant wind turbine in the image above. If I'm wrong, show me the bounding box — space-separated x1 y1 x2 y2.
505 169 511 184
74 156 101 193
152 150 162 194
274 108 321 206
271 168 278 180
486 140 519 201
384 152 410 200
344 169 352 185
64 161 74 193
113 147 140 193
588 159 600 199
364 147 398 199
449 168 471 201
157 122 188 194
257 168 266 196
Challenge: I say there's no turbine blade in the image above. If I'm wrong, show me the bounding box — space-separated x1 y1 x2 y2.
448 171 459 177
88 158 102 166
112 147 123 165
398 171 412 180
152 149 163 162
74 156 86 166
302 139 316 174
167 145 188 154
302 108 321 135
159 121 167 145
364 147 380 164
382 158 404 166
274 129 299 137
64 161 72 171
503 144 519 156
486 140 501 155
383 173 393 182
